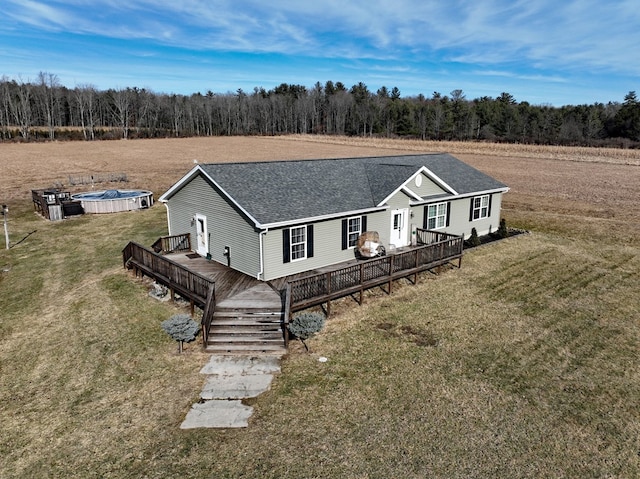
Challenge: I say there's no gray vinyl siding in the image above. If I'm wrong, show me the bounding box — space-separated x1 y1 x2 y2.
465 193 503 238
262 193 505 280
416 193 504 239
408 173 448 197
166 174 261 278
385 190 413 210
262 210 390 280
361 210 392 248
262 219 346 280
438 199 469 237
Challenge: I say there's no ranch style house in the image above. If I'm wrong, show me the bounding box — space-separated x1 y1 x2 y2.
158 153 509 281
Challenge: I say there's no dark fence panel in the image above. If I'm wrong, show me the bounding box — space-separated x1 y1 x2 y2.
122 241 213 305
287 233 463 313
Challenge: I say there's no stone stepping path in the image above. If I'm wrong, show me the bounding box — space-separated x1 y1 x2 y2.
180 355 281 429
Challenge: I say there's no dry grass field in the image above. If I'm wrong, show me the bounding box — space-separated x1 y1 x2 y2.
2 135 638 243
0 136 639 478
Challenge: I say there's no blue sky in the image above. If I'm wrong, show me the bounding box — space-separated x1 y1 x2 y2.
1 0 638 106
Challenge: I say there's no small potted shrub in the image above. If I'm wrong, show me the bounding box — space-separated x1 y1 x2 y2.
161 313 201 353
287 312 326 352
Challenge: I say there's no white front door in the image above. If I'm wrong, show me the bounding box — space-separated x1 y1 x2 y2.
390 208 409 248
195 213 209 256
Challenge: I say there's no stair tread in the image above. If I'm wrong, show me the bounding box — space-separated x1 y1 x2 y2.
209 323 280 329
213 311 282 317
204 351 286 356
207 334 282 343
205 306 286 352
205 343 287 351
210 319 281 326
209 329 282 339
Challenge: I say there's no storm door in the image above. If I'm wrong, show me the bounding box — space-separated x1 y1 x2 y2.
195 213 209 256
390 208 409 248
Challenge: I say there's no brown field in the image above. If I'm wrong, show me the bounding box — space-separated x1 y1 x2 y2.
1 136 639 478
2 135 639 243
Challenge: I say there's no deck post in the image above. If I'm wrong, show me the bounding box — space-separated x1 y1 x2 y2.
284 283 292 349
359 263 364 305
388 255 393 294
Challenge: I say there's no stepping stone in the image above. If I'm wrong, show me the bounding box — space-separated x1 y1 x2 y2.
200 355 281 376
201 374 274 400
180 400 253 429
181 354 282 429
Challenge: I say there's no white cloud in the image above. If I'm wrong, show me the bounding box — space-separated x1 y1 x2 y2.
3 0 639 104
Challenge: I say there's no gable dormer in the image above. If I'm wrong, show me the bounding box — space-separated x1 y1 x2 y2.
375 165 459 207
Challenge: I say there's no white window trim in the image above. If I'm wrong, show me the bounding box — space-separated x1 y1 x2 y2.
472 195 490 221
347 216 362 249
427 202 447 230
290 225 307 262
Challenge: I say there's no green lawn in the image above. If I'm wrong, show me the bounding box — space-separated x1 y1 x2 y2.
1 200 638 478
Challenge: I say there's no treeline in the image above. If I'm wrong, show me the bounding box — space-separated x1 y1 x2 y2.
1 72 639 146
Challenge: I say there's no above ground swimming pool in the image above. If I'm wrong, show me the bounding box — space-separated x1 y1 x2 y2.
72 189 154 214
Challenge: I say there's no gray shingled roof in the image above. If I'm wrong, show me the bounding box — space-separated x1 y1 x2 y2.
189 154 507 226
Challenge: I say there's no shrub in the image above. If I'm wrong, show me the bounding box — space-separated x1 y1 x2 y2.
469 227 481 247
498 218 509 239
161 313 200 353
288 312 326 352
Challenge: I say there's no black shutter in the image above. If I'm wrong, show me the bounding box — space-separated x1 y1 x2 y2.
361 215 367 233
469 198 475 222
341 219 348 250
282 228 290 263
488 194 493 217
423 206 428 229
307 225 314 258
446 201 451 227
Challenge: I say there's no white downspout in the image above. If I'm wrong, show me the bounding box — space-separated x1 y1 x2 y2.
257 228 268 280
162 202 171 235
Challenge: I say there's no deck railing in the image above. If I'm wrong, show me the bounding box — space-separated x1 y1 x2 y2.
151 233 191 254
415 228 460 245
122 241 213 307
285 232 463 316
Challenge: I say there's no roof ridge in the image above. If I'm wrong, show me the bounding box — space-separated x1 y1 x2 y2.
201 153 443 167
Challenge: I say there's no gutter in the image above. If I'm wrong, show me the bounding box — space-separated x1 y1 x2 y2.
409 187 510 206
258 206 388 230
257 228 268 280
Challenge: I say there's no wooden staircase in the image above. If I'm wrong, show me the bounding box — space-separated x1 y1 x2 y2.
205 282 287 355
205 307 286 355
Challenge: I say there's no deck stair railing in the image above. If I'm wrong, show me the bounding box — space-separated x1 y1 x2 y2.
151 233 191 254
122 241 213 307
123 239 219 347
200 284 216 344
284 230 463 325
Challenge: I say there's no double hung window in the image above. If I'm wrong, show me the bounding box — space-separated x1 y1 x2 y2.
342 215 367 250
283 225 314 263
472 195 490 220
347 217 362 248
290 226 307 261
427 202 447 229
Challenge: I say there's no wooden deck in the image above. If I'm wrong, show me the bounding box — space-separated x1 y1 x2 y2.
123 229 462 353
167 253 283 308
270 243 450 291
